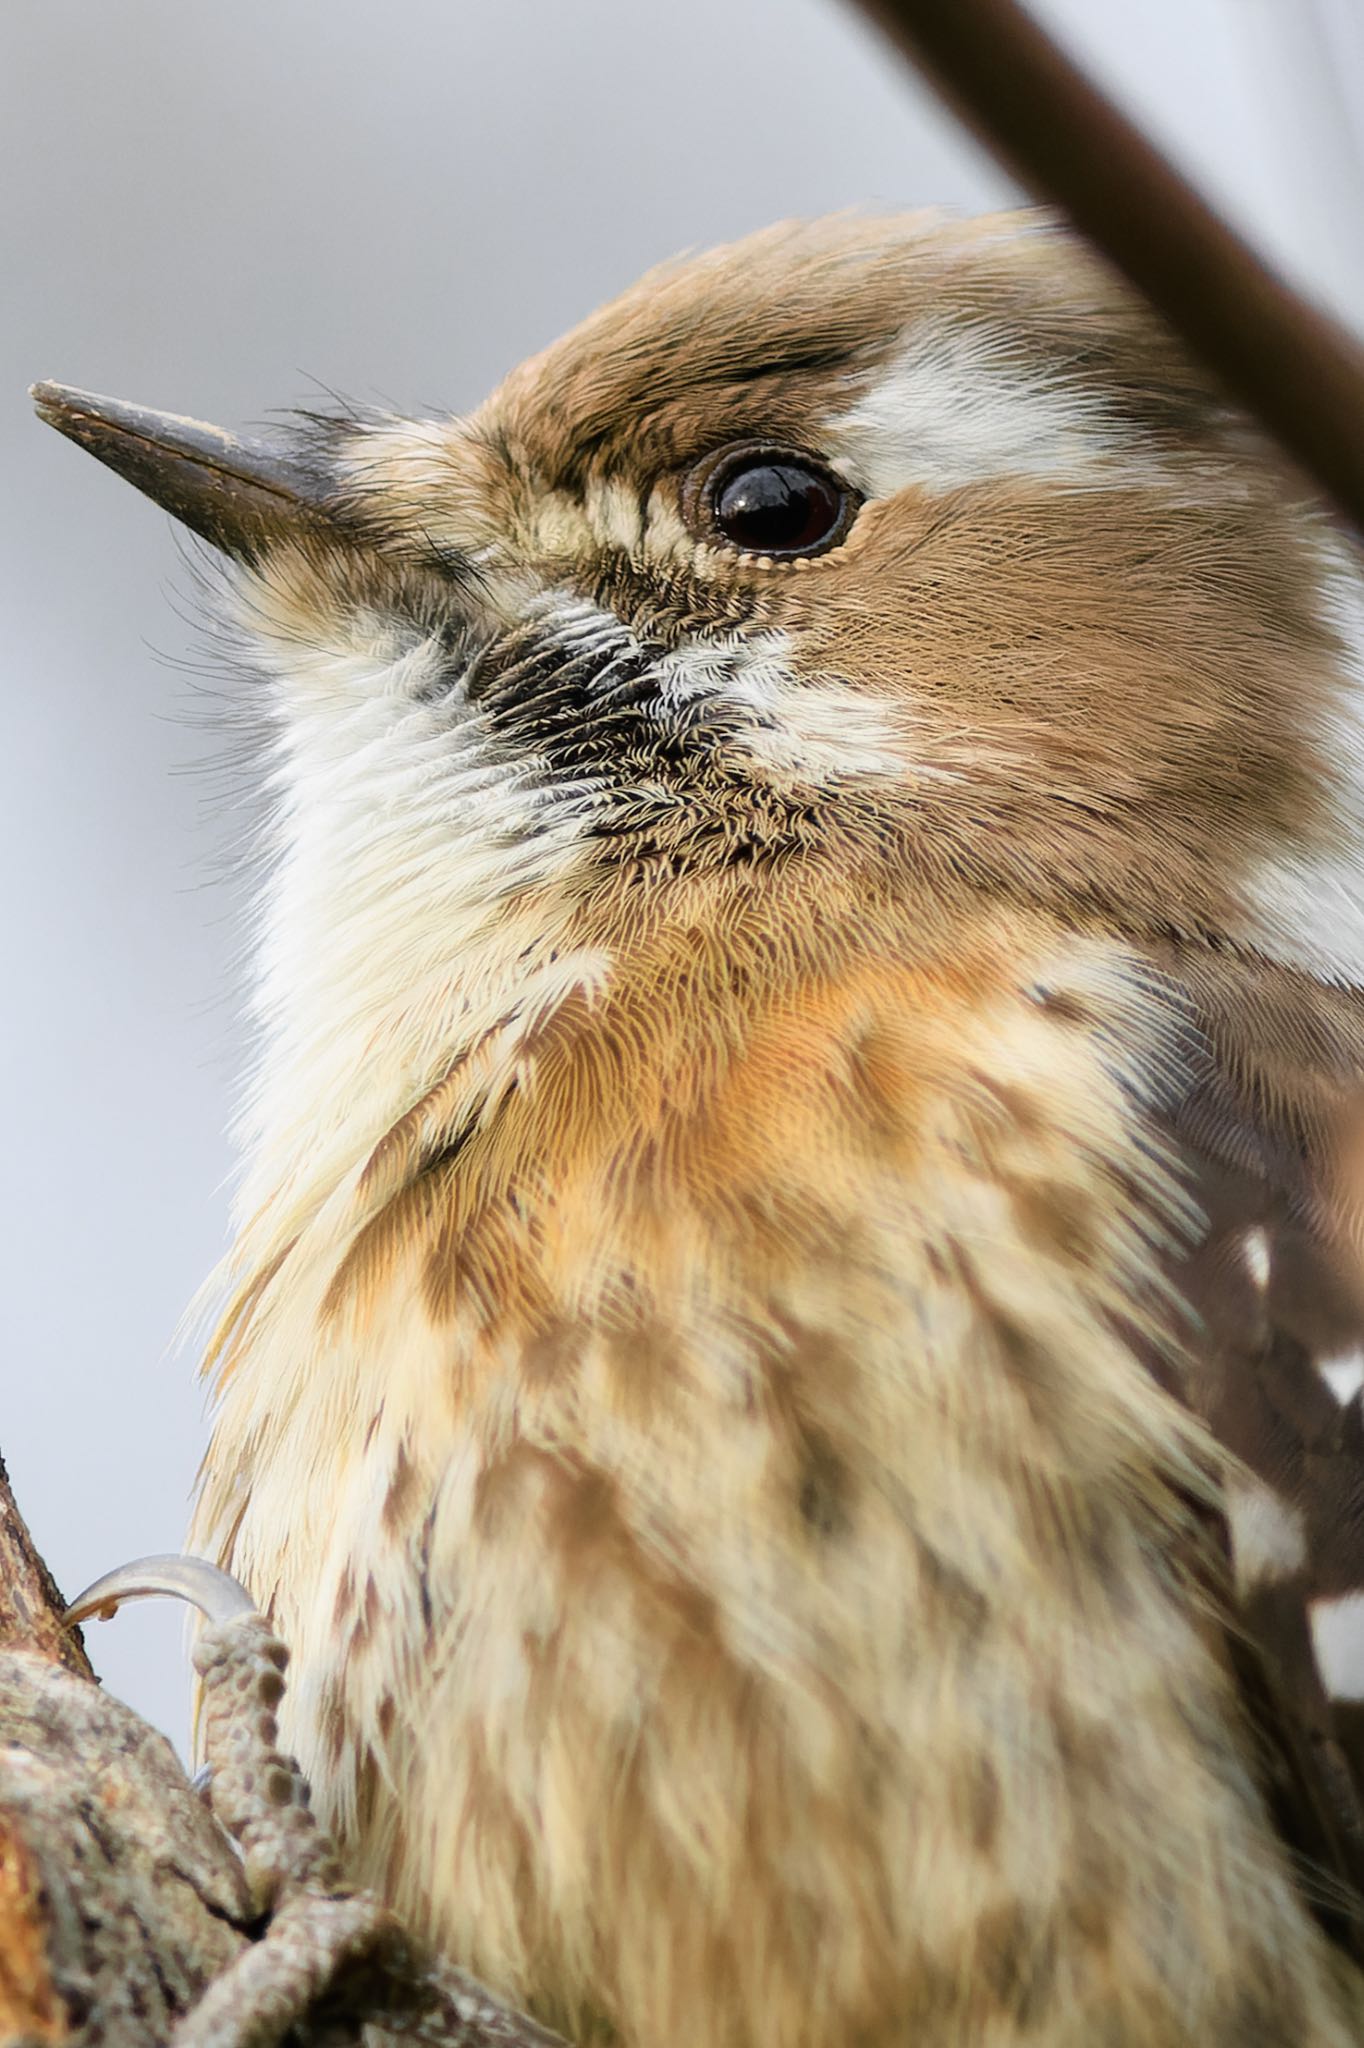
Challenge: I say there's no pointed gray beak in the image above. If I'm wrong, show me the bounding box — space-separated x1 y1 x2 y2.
31 381 337 559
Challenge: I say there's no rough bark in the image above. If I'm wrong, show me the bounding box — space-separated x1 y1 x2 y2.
0 1454 94 1679
0 1454 257 2045
0 1455 567 2048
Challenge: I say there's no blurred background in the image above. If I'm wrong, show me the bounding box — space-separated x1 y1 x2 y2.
2 0 1362 1756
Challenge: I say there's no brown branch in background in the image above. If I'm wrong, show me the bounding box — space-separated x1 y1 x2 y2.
848 0 1364 536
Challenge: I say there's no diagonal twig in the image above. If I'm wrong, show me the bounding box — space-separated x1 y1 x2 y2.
848 0 1364 535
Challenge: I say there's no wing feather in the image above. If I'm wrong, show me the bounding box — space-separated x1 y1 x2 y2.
1159 949 1364 1953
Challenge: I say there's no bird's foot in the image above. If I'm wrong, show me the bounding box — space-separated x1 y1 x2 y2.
67 1556 568 2048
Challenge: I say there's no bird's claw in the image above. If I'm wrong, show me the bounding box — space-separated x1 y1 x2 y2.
68 1553 566 2046
65 1551 258 1628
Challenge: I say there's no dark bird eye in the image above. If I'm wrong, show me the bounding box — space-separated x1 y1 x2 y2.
696 448 858 559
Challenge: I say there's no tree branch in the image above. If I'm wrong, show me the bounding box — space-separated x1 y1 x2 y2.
0 1456 255 2044
0 1453 93 1678
0 1457 568 2048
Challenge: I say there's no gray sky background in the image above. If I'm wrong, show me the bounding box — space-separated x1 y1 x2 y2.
3 0 1362 1757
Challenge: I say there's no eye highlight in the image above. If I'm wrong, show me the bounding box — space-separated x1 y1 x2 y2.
687 445 859 559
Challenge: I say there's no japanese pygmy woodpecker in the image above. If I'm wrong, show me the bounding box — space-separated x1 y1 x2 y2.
35 211 1364 2047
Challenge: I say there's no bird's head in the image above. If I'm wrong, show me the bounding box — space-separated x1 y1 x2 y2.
34 212 1364 1185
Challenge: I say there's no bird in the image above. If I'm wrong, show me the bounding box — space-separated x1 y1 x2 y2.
32 209 1364 2047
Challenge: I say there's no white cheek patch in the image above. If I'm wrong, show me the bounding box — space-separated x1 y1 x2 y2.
821 318 1165 500
1232 539 1364 988
1239 850 1364 988
529 602 921 788
652 632 913 782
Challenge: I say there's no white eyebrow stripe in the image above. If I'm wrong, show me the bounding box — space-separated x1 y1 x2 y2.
821 318 1169 499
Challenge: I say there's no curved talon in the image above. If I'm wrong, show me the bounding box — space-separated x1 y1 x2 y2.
65 1552 259 1627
